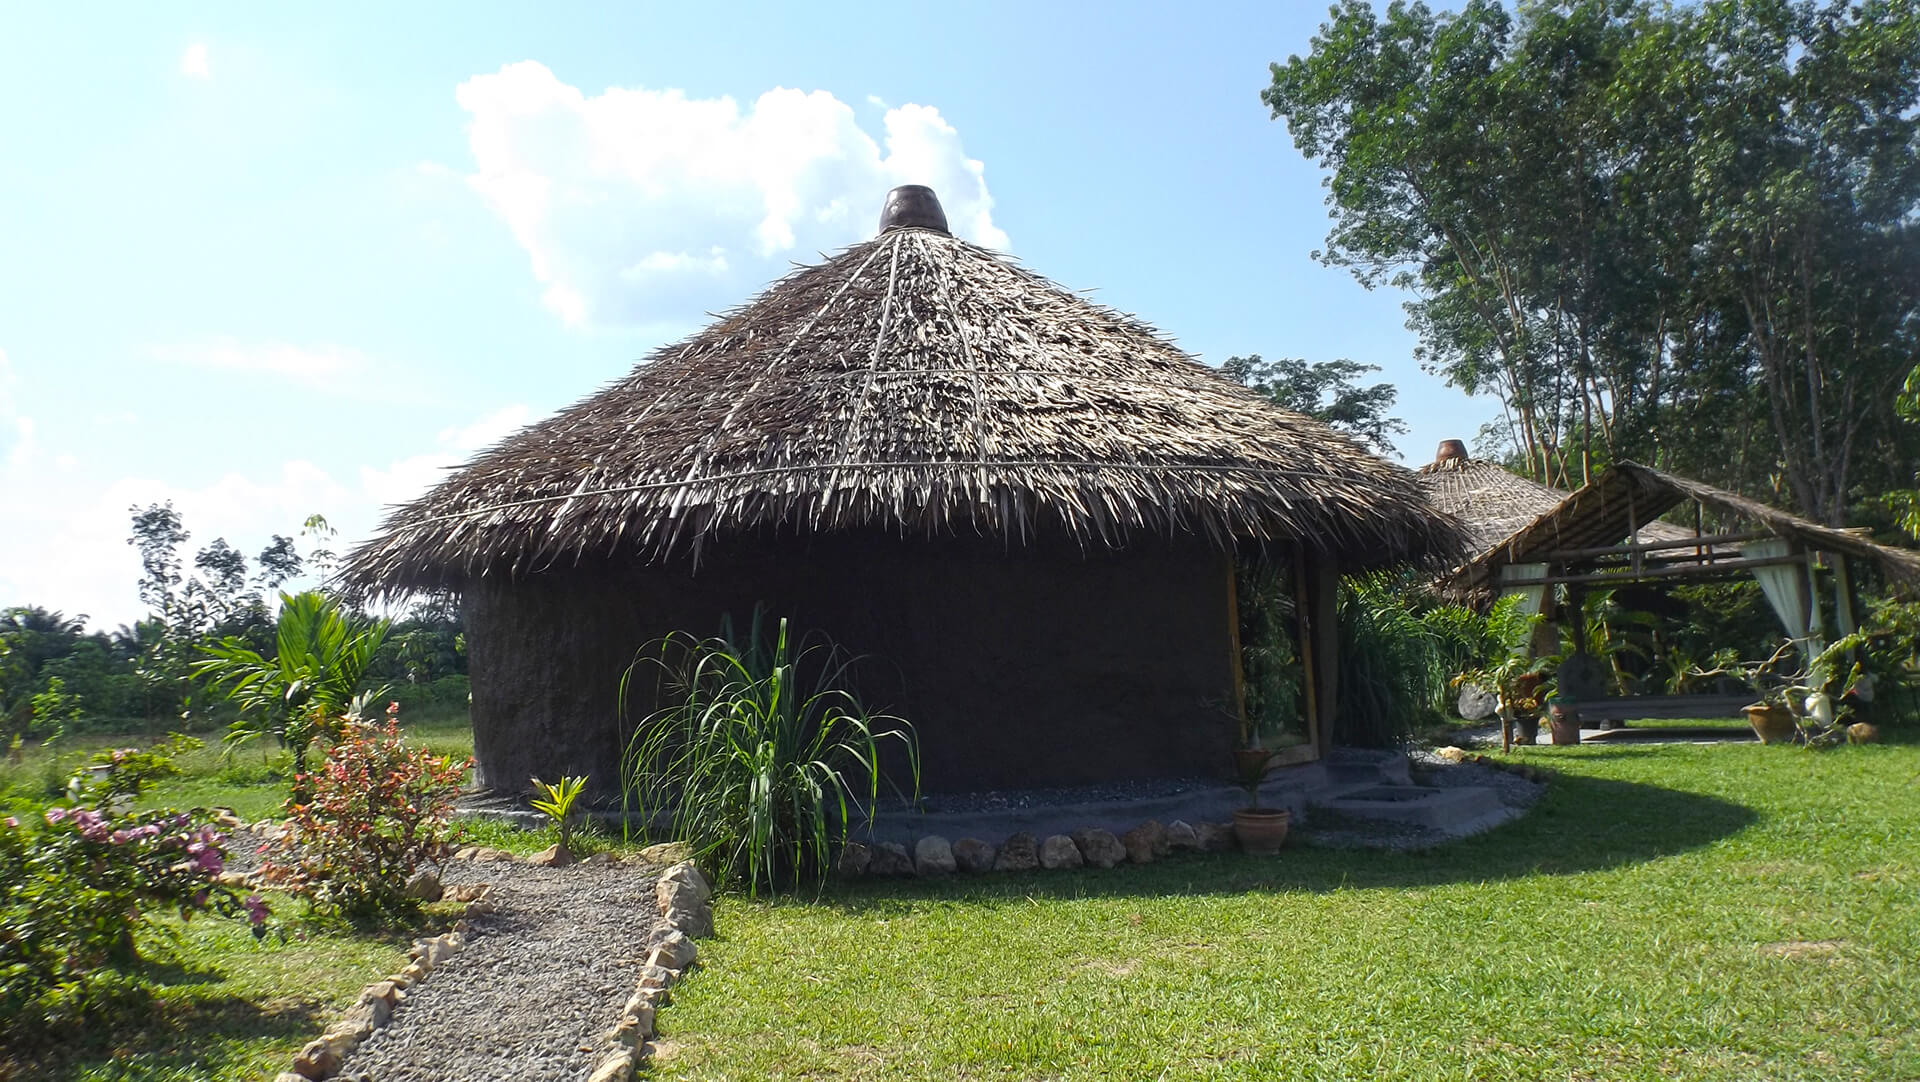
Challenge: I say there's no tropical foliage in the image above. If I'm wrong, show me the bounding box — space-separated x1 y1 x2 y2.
530 774 589 859
195 590 392 777
1265 0 1920 522
0 741 265 1043
622 610 919 896
257 707 469 921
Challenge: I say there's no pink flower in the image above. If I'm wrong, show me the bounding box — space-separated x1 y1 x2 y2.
2 816 17 829
44 807 67 824
387 701 400 715
244 894 269 925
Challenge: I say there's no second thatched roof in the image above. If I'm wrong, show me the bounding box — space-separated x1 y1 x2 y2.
344 188 1464 594
1415 451 1694 560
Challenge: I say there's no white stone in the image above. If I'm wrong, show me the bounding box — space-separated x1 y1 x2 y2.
913 836 957 875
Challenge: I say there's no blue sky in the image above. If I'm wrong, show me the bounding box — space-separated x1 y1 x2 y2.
0 1 1498 628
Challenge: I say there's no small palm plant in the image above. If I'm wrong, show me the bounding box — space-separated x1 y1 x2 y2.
195 590 390 781
530 774 589 862
621 607 919 897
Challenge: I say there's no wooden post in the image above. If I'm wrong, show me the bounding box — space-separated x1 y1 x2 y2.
1291 546 1318 756
1225 555 1248 746
1297 546 1340 758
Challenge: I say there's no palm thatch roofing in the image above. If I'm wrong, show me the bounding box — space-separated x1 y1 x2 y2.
1448 459 1920 594
344 192 1464 595
1415 454 1693 561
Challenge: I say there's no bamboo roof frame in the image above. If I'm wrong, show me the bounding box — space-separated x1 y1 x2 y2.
1448 460 1920 596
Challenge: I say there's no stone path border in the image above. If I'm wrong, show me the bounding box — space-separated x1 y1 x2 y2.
835 817 1239 883
586 861 716 1082
269 886 499 1082
259 843 716 1082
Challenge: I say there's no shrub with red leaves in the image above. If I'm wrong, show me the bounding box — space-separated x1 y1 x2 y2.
261 706 470 920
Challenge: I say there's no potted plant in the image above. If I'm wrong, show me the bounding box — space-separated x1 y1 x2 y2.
1230 747 1290 855
1453 653 1551 751
1545 689 1581 746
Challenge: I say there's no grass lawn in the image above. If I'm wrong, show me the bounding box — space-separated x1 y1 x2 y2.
1619 716 1756 731
0 710 476 822
659 739 1920 1081
9 915 423 1082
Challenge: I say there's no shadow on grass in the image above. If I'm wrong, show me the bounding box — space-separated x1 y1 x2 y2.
4 991 325 1082
817 770 1759 915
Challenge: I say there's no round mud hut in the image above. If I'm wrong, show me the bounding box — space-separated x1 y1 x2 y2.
343 186 1464 795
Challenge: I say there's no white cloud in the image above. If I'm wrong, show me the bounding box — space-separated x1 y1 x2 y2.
454 63 1007 328
361 404 531 507
147 339 372 389
181 42 211 80
0 401 529 629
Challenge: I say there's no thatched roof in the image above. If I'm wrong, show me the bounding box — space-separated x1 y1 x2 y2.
1415 454 1694 561
1449 459 1920 593
1414 455 1574 557
344 189 1464 594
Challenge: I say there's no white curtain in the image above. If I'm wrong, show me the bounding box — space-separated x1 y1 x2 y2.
1497 563 1550 622
1741 538 1818 659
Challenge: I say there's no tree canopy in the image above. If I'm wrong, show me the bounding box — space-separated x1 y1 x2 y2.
1264 0 1920 525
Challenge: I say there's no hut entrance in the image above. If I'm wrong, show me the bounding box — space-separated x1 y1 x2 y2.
1232 552 1318 765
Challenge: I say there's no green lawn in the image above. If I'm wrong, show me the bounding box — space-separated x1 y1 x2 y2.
658 740 1920 1081
0 711 476 822
11 915 422 1082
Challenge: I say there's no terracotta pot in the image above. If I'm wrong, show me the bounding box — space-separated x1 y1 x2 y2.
1232 807 1291 855
1745 703 1797 745
1548 704 1581 745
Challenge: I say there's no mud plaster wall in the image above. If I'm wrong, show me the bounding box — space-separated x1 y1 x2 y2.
463 533 1240 795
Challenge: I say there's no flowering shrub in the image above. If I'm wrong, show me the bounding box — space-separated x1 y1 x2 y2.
0 744 263 1037
260 705 470 920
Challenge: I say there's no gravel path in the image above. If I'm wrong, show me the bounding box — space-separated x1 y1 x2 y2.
339 859 659 1082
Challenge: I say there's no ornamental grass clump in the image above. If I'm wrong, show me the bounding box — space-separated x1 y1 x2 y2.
259 704 469 921
621 609 918 897
0 740 265 1042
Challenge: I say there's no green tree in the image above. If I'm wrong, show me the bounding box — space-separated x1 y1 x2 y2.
1263 0 1920 515
1891 364 1920 539
1223 354 1408 455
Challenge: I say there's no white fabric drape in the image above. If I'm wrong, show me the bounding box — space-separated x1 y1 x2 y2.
1741 538 1817 655
1498 563 1550 621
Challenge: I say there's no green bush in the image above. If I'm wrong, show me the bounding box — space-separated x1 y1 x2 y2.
621 609 918 896
0 742 264 1042
1333 574 1538 745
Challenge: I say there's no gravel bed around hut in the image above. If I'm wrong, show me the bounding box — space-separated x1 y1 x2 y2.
337 859 659 1082
914 775 1218 815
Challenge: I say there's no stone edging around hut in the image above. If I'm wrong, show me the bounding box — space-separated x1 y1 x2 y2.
836 817 1237 878
262 846 714 1082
